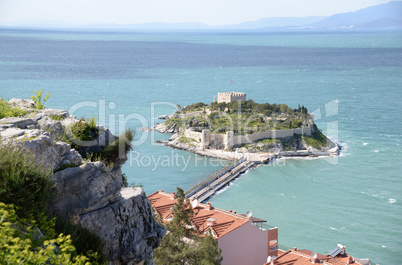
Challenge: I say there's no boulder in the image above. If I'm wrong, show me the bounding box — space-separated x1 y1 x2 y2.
0 117 36 129
37 116 64 138
8 98 35 110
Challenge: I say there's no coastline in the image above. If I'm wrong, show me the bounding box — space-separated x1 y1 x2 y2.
155 125 340 203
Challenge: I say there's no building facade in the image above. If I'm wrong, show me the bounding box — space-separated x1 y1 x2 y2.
148 190 278 265
217 92 247 103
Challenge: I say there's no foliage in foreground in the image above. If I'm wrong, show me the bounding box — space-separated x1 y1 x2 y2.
0 144 105 264
0 98 28 119
0 144 53 218
154 188 222 265
0 203 90 265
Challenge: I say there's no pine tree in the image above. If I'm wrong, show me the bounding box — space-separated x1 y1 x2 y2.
154 188 222 265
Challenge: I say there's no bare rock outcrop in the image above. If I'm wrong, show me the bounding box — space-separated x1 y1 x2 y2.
154 122 180 133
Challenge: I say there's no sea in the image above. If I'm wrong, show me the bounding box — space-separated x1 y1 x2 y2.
0 28 401 265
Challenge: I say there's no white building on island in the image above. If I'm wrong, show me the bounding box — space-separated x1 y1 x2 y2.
217 92 246 103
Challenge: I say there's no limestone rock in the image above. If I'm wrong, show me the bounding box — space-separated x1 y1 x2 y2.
154 122 179 133
0 117 36 129
37 116 64 138
50 163 165 265
8 98 35 110
50 162 122 217
78 188 166 265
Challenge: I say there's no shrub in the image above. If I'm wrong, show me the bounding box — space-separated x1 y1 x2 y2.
70 117 98 142
0 144 53 218
0 98 28 119
90 129 134 168
122 173 129 187
0 203 91 265
54 217 107 265
0 142 106 264
29 89 50 110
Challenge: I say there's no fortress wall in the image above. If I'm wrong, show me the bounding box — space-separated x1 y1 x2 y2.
211 133 225 144
184 126 312 148
230 127 312 147
292 126 312 136
172 111 202 119
184 130 202 142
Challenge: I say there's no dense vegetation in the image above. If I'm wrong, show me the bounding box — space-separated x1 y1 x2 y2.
0 144 106 264
172 100 311 135
154 188 222 265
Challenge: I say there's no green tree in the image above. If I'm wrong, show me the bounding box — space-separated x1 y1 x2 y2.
154 188 222 265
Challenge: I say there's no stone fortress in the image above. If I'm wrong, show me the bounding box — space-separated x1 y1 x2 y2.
184 92 314 150
217 92 247 103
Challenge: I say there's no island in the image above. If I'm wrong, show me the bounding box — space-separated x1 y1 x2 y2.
155 92 339 163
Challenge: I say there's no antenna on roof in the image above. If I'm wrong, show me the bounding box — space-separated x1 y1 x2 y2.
245 210 252 218
267 256 272 263
191 199 198 209
311 252 318 260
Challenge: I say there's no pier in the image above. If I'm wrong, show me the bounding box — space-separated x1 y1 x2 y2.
185 157 259 202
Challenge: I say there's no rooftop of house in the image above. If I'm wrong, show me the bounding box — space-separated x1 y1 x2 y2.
264 246 367 265
148 190 266 239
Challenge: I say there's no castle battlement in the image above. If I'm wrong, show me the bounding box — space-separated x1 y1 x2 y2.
217 92 246 103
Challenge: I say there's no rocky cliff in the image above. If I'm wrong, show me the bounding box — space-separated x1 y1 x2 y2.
0 98 165 265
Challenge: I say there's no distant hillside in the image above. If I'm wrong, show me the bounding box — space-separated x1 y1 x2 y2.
219 16 326 29
2 1 401 30
310 1 402 29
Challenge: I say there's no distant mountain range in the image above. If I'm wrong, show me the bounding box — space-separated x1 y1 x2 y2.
2 1 402 30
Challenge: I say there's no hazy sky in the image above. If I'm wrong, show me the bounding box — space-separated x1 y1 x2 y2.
0 0 397 26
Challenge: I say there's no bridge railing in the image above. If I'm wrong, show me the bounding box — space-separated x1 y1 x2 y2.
185 158 246 198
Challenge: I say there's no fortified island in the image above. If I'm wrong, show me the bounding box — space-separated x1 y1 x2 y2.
156 92 339 161
155 92 339 201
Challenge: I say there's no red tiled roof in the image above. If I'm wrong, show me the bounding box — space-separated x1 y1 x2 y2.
263 248 365 265
148 190 253 239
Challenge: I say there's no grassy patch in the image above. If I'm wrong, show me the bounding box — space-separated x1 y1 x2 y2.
178 136 197 146
0 144 53 218
0 98 29 119
54 162 80 172
301 130 330 149
49 114 65 121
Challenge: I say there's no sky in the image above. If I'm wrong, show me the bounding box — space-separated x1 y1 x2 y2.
0 0 398 26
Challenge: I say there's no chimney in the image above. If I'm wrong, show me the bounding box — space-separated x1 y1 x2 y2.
229 210 232 213
293 247 297 251
160 190 163 192
206 202 213 210
233 211 236 214
171 192 175 199
207 217 216 226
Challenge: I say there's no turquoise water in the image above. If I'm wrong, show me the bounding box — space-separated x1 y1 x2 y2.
0 29 401 264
